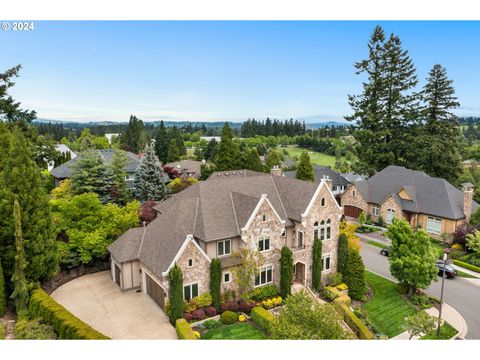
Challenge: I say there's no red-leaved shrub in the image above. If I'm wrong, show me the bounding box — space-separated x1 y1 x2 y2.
204 306 217 317
192 309 206 320
220 300 239 313
183 312 194 322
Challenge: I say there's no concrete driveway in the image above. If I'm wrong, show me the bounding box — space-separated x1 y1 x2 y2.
51 271 177 339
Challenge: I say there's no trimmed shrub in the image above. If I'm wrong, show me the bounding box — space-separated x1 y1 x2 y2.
312 238 323 291
334 295 351 307
220 310 238 325
280 246 293 298
202 319 222 329
249 284 279 301
336 283 348 292
204 306 217 317
183 312 194 322
451 243 464 250
337 234 349 275
323 286 342 301
28 289 109 339
343 249 367 300
453 260 480 273
376 216 384 227
250 306 275 332
220 300 240 313
15 313 57 340
358 211 367 225
411 293 431 309
168 264 185 325
238 299 256 314
210 259 221 311
175 318 198 340
192 309 206 321
333 298 374 340
192 293 212 308
327 272 343 287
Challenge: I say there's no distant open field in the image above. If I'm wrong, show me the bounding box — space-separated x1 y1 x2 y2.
281 146 342 168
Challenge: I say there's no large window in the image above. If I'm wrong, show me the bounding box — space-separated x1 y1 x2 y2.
217 239 231 257
326 219 331 240
427 217 442 234
318 220 331 241
322 255 331 272
297 231 304 248
255 265 273 286
184 283 199 301
313 221 319 240
258 237 270 252
372 205 379 216
386 209 395 224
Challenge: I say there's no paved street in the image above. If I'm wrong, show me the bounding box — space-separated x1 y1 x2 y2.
360 244 480 339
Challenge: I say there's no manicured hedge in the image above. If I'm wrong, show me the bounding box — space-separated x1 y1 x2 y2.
29 289 109 340
175 319 198 340
251 306 275 333
453 260 480 274
333 297 374 340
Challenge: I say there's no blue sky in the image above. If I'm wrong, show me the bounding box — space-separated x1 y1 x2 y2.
1 21 480 122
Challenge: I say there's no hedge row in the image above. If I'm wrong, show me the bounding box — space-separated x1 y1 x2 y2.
29 289 109 340
453 260 480 274
250 306 275 333
333 297 374 340
175 319 198 340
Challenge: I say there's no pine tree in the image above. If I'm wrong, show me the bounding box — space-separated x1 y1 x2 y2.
210 258 221 312
265 148 281 170
120 115 148 153
10 200 29 311
0 127 58 293
167 138 180 162
70 150 115 203
134 140 170 202
204 139 218 161
296 151 314 181
243 147 264 172
410 64 461 183
337 233 349 276
110 150 130 204
342 248 366 301
215 123 241 171
0 260 6 316
280 246 293 298
168 264 184 325
312 238 323 291
154 120 169 163
169 126 186 156
0 65 36 123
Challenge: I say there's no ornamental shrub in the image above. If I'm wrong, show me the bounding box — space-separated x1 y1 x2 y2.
333 300 374 340
251 306 275 332
15 310 57 340
28 289 109 339
168 264 185 325
202 319 222 329
376 216 384 227
271 296 283 307
204 306 217 317
323 286 342 301
248 284 279 301
411 294 431 309
238 299 256 314
220 300 240 313
342 249 367 301
358 211 367 225
452 243 464 250
327 272 343 287
335 283 348 292
183 312 194 322
280 246 293 298
261 299 274 309
175 319 197 340
337 234 349 276
192 309 206 321
312 238 323 291
193 292 212 308
239 314 247 322
220 310 238 325
453 260 480 273
210 259 221 311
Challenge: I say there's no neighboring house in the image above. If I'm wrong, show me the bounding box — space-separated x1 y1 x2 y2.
340 165 478 235
108 168 342 309
165 160 203 180
284 165 353 196
47 144 77 171
51 149 141 187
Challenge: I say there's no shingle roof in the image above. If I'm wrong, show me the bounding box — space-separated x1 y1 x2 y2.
109 169 321 277
51 149 141 179
108 227 144 262
353 165 478 220
166 160 203 179
284 165 351 188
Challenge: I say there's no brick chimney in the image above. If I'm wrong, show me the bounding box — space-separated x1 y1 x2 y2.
270 165 283 177
462 183 475 223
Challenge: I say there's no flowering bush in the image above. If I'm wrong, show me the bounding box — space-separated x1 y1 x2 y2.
239 314 247 322
335 283 348 292
452 243 464 250
204 306 217 317
193 331 201 339
261 299 274 309
271 296 283 306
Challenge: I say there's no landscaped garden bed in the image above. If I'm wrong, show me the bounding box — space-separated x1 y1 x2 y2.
420 322 457 340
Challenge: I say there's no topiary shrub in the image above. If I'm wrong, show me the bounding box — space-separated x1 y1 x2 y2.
168 264 185 325
250 306 275 333
312 238 323 291
175 318 198 340
204 306 217 317
337 234 349 276
280 246 293 298
210 259 221 311
220 310 238 325
342 249 366 301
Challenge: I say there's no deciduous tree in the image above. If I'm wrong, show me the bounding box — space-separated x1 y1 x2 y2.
232 248 264 298
402 311 437 340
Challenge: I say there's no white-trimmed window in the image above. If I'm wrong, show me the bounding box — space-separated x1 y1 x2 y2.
326 219 331 240
258 237 270 252
320 220 325 240
321 197 326 207
297 231 304 248
427 216 442 235
372 205 380 216
313 221 320 240
125 173 135 181
255 265 273 286
386 209 395 224
183 283 199 301
188 258 194 268
217 239 231 257
322 255 331 272
223 272 231 284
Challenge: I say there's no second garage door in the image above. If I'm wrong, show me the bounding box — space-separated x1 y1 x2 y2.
145 273 165 309
343 205 364 218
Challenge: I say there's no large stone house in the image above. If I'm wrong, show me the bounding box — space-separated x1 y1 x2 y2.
108 169 342 309
340 165 478 235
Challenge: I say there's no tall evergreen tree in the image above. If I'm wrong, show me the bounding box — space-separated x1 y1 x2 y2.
311 238 323 291
134 140 170 202
0 127 58 293
120 115 148 153
215 123 241 171
154 120 169 163
109 150 130 204
336 233 349 276
169 126 186 156
204 139 218 161
342 248 366 301
167 138 180 162
70 150 115 203
0 65 36 123
243 147 264 172
0 260 6 317
210 259 221 312
296 151 314 181
280 246 293 298
410 64 461 183
168 264 184 325
10 200 29 311
265 148 282 170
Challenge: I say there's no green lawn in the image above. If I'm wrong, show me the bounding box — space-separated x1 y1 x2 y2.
281 146 342 168
367 240 387 249
201 322 267 340
363 271 417 338
421 322 457 340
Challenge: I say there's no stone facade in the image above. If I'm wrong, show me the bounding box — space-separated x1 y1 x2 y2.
174 240 211 296
379 195 404 224
341 184 368 212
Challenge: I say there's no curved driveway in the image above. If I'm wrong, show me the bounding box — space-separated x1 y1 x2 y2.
51 271 177 339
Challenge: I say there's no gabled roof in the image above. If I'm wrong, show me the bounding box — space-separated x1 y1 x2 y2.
165 160 203 179
284 165 351 188
51 149 140 179
352 165 478 220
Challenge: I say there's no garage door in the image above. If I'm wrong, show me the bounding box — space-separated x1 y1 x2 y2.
344 205 363 218
145 273 165 309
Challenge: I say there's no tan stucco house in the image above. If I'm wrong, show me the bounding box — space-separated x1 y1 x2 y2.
108 169 342 309
340 165 478 235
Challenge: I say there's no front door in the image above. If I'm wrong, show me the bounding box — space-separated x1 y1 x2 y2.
294 262 305 285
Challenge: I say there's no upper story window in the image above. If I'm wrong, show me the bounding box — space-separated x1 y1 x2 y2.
125 173 135 181
258 237 270 252
326 219 331 240
281 229 286 237
255 265 273 287
217 239 231 257
297 231 304 249
262 214 267 222
188 258 194 267
321 197 326 207
352 190 357 197
318 219 331 240
372 205 380 216
313 221 320 241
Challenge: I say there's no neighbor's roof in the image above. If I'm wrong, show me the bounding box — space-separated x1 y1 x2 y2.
51 149 140 179
284 165 351 187
352 165 478 220
166 160 203 179
109 169 323 277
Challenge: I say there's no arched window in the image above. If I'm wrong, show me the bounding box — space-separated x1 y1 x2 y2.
313 221 320 240
321 197 326 207
320 220 325 240
326 219 331 240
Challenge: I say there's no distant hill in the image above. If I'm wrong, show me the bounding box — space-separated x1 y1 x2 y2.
307 121 349 129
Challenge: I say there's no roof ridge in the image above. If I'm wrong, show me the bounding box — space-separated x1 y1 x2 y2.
229 192 241 235
270 175 288 221
192 197 200 235
137 225 148 259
